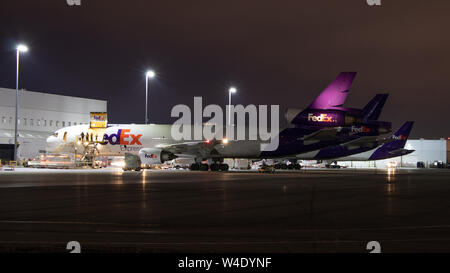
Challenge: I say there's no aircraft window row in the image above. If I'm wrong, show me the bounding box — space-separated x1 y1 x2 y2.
1 116 89 128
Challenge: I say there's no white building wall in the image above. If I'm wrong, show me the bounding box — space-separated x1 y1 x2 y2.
337 139 447 168
0 87 107 159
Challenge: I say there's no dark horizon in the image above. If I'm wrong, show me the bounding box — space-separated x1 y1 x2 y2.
0 0 449 139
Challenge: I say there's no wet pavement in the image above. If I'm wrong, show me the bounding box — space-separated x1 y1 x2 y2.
0 168 449 252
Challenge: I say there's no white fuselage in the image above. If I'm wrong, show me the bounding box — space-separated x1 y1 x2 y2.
47 124 267 159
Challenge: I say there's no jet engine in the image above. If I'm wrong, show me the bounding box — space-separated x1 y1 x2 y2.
138 148 177 164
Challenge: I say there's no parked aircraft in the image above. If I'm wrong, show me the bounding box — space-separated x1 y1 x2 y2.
293 121 414 162
47 72 393 171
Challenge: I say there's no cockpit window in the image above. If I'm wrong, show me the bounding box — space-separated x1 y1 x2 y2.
52 132 58 137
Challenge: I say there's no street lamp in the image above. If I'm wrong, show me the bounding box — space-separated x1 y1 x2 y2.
228 87 237 126
14 44 28 162
145 70 155 124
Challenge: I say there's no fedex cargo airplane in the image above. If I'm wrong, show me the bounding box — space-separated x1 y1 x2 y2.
333 121 415 162
258 92 391 159
46 72 392 171
294 121 415 161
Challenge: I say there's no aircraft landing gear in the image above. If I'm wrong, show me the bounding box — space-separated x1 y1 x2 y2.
189 163 209 171
210 160 229 172
219 163 229 171
199 163 209 171
210 163 220 171
189 162 229 171
274 162 301 170
190 163 200 171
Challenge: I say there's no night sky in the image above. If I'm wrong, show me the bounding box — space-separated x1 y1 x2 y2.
0 0 449 138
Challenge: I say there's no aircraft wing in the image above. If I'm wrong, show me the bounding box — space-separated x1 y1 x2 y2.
388 148 415 156
301 127 341 142
338 136 379 150
338 135 395 150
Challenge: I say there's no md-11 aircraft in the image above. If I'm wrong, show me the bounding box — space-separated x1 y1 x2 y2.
331 121 415 162
47 72 393 171
292 121 414 164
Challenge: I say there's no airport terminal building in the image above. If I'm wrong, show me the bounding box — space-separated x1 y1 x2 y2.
0 87 107 160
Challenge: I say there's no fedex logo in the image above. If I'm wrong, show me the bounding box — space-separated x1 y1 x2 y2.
308 113 335 123
392 135 407 140
145 154 158 159
351 126 371 133
101 129 143 145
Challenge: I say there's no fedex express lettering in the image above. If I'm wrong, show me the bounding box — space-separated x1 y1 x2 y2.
351 126 371 133
145 153 158 159
101 129 143 145
307 113 335 123
392 135 407 140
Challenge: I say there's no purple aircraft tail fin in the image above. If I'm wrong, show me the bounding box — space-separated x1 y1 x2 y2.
362 94 389 121
308 72 357 110
393 121 414 140
369 121 414 160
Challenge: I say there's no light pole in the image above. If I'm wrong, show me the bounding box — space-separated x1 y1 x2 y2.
14 44 28 162
145 70 155 124
228 87 237 126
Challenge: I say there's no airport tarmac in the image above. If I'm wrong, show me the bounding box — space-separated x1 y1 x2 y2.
0 167 449 253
